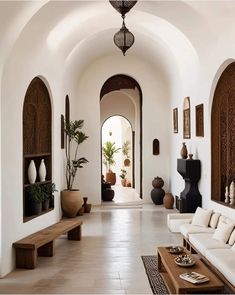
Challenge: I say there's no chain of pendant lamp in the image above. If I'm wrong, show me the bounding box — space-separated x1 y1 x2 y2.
109 1 137 56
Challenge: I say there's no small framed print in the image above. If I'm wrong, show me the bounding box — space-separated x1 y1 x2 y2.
196 104 204 137
183 108 191 139
173 108 178 133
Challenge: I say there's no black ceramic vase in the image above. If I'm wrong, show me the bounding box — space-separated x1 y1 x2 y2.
151 188 165 205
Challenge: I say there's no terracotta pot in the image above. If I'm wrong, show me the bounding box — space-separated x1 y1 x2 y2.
77 206 84 216
124 158 131 167
163 193 174 209
84 203 92 213
181 142 188 159
121 179 127 187
152 177 164 188
106 172 116 185
126 181 131 187
61 190 83 218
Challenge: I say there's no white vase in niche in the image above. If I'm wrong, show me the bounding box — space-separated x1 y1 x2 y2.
225 186 229 203
229 181 235 205
39 159 47 182
28 160 37 184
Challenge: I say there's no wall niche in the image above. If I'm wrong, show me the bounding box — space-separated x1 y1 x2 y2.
211 62 235 208
23 77 53 222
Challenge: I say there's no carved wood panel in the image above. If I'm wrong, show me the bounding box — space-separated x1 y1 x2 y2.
212 62 235 204
23 77 51 155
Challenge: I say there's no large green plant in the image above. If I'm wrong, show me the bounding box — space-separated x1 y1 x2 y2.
102 141 120 173
64 120 89 190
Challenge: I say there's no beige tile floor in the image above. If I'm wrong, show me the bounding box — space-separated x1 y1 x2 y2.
0 204 181 294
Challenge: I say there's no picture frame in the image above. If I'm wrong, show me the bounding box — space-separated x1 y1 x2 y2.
183 97 191 139
173 108 178 133
196 104 204 137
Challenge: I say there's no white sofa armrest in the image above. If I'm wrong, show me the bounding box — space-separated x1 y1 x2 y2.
167 213 194 233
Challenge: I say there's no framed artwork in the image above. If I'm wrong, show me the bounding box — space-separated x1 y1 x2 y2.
196 104 204 137
173 108 178 133
183 97 191 139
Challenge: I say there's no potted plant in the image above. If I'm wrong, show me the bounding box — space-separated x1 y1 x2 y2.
26 184 44 215
61 120 89 218
122 140 131 167
120 169 127 187
102 141 120 185
42 182 57 210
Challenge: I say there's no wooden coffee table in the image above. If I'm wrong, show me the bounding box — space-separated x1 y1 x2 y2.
157 247 224 294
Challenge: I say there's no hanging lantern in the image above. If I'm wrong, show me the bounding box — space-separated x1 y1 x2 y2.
109 0 137 17
113 20 135 56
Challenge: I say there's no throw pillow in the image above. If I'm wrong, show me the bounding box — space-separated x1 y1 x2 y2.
191 207 213 227
212 221 235 243
209 212 221 228
228 228 235 246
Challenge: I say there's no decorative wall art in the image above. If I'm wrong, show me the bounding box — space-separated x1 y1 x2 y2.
183 97 191 139
195 104 204 137
153 139 159 155
173 108 178 133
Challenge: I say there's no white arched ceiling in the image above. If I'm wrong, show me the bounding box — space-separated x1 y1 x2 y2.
0 0 207 93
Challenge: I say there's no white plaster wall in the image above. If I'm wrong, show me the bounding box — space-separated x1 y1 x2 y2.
101 91 135 127
0 36 66 279
73 55 171 204
169 42 235 220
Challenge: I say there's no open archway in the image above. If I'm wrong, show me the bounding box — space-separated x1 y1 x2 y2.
100 74 143 201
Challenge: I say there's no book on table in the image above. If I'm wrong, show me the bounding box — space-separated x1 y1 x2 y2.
179 272 210 284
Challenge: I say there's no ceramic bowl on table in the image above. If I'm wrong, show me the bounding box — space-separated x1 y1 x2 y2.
167 246 184 254
174 254 195 267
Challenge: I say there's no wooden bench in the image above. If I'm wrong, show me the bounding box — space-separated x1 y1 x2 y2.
13 218 82 269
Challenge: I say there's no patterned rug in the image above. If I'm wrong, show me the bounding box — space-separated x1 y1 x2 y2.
141 255 168 294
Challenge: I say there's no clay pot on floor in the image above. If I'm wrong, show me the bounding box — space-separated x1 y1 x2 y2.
163 193 174 209
152 177 164 189
82 197 92 213
121 179 127 187
61 190 83 218
151 188 165 205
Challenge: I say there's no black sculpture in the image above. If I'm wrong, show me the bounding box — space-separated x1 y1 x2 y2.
176 159 202 213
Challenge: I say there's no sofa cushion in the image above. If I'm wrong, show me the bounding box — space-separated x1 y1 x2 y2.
212 221 234 243
189 233 230 256
228 229 235 246
191 207 213 227
205 248 235 286
209 212 221 228
218 215 234 225
180 223 215 238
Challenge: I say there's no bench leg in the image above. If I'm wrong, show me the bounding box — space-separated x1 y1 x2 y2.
38 241 55 257
15 248 37 269
68 225 82 240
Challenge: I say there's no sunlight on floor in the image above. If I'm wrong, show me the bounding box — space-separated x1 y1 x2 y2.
102 185 143 207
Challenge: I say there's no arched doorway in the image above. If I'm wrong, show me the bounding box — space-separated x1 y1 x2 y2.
100 74 142 203
102 115 133 187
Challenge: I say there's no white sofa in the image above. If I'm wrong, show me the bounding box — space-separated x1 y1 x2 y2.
178 208 235 293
